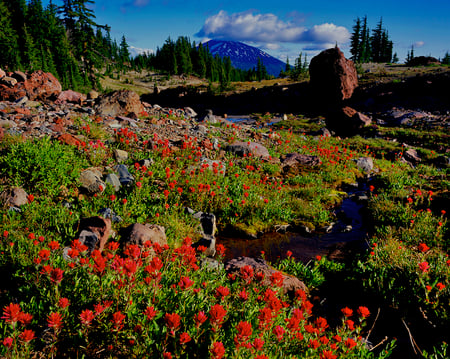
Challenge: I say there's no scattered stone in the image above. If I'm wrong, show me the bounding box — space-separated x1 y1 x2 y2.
15 96 29 106
355 157 374 172
114 164 134 186
226 141 270 159
0 77 18 87
225 256 307 295
87 90 99 100
113 149 129 163
55 90 86 105
94 90 144 117
200 109 218 123
0 187 29 207
98 208 122 223
309 47 358 102
78 216 112 252
57 133 81 146
79 169 106 194
138 158 154 167
403 148 421 165
184 107 197 118
123 223 167 248
281 153 321 175
11 71 27 83
105 173 121 192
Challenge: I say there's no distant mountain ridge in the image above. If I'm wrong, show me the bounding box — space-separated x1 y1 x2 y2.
204 40 286 77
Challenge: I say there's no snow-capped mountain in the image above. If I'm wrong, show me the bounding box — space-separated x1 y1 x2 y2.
204 40 287 77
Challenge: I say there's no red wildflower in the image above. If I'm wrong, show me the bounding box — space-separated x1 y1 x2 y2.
194 311 207 327
357 306 370 318
27 194 34 203
3 337 13 348
240 265 254 282
58 297 70 309
273 325 285 341
163 352 172 359
345 319 355 330
2 303 21 325
315 317 328 331
270 271 284 287
47 312 63 329
436 282 446 291
238 289 249 301
38 249 50 261
144 306 158 321
80 309 95 326
321 350 337 359
111 311 126 330
179 332 191 345
178 276 194 290
309 339 320 349
50 268 64 283
345 337 357 349
341 307 353 317
418 243 430 252
164 313 181 331
419 261 430 273
210 342 225 359
209 305 227 326
216 244 226 256
48 241 60 250
215 286 230 300
18 312 33 325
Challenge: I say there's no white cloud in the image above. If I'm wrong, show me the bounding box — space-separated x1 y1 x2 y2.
196 11 350 47
129 46 154 57
414 41 425 48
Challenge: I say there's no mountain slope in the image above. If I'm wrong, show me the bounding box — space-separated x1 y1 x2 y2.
204 40 286 77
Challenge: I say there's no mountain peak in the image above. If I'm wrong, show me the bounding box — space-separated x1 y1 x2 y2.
204 39 286 77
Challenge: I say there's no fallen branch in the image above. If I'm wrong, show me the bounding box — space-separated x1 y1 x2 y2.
402 318 422 356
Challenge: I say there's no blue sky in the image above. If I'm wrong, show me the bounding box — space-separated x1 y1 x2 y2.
46 0 450 63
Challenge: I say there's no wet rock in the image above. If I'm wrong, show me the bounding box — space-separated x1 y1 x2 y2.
55 90 86 105
105 173 121 191
309 47 358 103
225 256 307 295
11 71 27 83
113 149 128 163
0 187 29 207
355 157 374 172
78 216 112 252
114 164 134 186
123 223 167 248
226 141 270 159
281 153 321 175
79 169 106 194
94 90 144 117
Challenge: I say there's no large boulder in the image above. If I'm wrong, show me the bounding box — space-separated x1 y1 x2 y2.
122 223 167 248
78 216 112 252
0 187 29 208
226 141 270 159
94 90 144 117
309 47 358 103
281 153 321 175
327 106 371 136
24 70 62 100
225 256 307 295
55 90 86 104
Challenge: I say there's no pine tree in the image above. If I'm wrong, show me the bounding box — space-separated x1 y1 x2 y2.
370 18 383 62
119 35 130 64
392 52 399 63
442 51 450 65
0 0 21 69
350 17 361 62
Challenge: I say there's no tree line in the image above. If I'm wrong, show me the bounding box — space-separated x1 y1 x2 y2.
131 36 272 86
0 0 134 91
350 16 396 63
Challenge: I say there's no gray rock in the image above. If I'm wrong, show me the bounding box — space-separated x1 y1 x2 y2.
0 76 17 87
105 173 121 191
113 149 128 163
403 149 421 165
78 230 99 254
15 96 29 105
200 109 218 123
138 158 154 167
355 157 374 172
0 187 29 207
184 107 197 118
123 223 167 248
226 141 270 159
114 164 134 186
98 208 122 223
192 234 216 257
199 257 223 271
79 170 106 194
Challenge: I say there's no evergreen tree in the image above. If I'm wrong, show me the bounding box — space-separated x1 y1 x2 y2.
392 52 399 63
442 51 450 65
0 0 21 69
360 16 371 63
119 35 130 64
350 17 361 62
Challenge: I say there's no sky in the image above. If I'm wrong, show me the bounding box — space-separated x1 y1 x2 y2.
45 0 450 63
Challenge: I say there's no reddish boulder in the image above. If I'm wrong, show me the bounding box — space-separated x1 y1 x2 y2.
0 68 5 78
94 90 144 117
309 47 358 102
55 90 86 104
24 70 62 100
78 216 112 252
